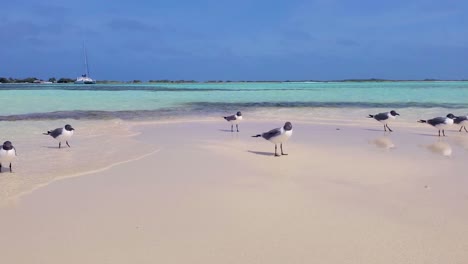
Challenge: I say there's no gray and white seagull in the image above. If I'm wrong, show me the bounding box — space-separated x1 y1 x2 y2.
454 115 468 133
368 110 400 132
0 141 17 173
223 111 243 132
418 114 456 137
43 124 75 148
252 122 293 157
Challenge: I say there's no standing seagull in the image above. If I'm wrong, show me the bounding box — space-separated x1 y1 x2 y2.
454 115 468 132
418 114 456 137
0 141 17 173
252 122 293 157
223 111 243 132
43 124 75 148
368 110 400 132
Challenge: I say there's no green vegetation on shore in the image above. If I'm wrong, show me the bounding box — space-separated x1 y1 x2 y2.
0 77 76 83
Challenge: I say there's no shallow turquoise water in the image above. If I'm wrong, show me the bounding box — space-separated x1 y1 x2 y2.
1 81 467 120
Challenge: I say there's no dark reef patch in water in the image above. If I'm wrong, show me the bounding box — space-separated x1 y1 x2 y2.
0 109 189 121
0 101 466 121
185 101 468 110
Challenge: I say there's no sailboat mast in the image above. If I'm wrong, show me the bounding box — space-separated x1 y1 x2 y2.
75 40 96 84
83 42 90 77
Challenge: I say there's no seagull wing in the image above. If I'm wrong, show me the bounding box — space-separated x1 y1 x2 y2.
455 116 468 124
427 117 446 126
49 128 63 138
262 128 282 140
224 115 237 121
373 112 389 121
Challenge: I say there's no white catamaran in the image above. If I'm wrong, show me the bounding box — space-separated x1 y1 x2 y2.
75 43 96 84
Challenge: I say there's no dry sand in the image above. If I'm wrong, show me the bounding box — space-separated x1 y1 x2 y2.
1 118 468 263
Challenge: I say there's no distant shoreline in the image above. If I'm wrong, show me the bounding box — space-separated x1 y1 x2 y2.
1 77 468 84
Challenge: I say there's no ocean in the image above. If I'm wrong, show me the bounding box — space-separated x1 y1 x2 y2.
1 81 467 121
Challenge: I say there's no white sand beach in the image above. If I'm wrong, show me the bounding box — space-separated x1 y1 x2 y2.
1 117 468 263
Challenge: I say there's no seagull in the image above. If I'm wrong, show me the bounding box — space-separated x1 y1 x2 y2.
454 115 468 132
43 124 75 148
223 111 243 132
0 141 17 173
368 110 400 132
418 114 456 136
252 122 293 157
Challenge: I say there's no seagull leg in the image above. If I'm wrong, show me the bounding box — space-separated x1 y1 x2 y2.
59 142 61 148
274 144 280 157
383 125 386 132
386 124 393 132
236 124 239 132
66 141 71 148
438 130 441 137
281 143 288 155
0 163 2 173
464 126 468 133
231 124 233 132
443 130 446 137
9 163 12 173
459 126 463 132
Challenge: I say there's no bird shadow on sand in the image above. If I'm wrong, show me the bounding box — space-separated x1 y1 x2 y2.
247 150 275 156
42 146 64 149
218 129 236 133
414 133 444 137
363 128 390 132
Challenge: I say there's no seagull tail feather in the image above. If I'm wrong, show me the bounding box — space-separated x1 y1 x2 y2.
223 116 228 120
252 134 262 138
367 115 374 118
418 120 427 123
43 131 51 135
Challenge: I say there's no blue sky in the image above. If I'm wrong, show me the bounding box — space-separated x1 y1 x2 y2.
2 0 467 81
